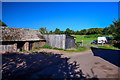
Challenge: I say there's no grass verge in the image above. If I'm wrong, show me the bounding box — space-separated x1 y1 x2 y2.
98 45 118 49
63 46 88 52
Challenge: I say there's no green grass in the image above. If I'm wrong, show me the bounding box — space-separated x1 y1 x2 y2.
63 46 87 52
53 46 87 52
53 47 64 50
98 45 118 49
33 46 40 50
72 35 113 45
72 35 97 45
42 44 52 49
22 49 27 52
42 44 87 52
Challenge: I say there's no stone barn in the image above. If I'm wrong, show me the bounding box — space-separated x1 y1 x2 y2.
0 27 46 52
43 34 76 49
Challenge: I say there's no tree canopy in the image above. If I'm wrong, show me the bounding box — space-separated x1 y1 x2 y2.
0 20 7 26
112 18 120 42
39 27 48 34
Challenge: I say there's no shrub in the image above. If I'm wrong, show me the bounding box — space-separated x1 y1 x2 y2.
22 49 26 52
42 44 52 49
75 43 80 47
33 46 40 50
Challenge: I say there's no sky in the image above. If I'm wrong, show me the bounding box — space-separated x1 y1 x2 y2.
2 2 118 31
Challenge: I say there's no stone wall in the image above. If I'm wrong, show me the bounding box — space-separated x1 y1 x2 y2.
29 41 46 50
23 42 29 51
0 45 14 52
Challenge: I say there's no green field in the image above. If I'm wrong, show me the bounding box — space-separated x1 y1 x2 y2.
72 35 97 45
72 35 113 45
72 35 119 49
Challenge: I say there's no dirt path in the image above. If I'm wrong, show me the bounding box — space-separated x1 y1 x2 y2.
2 49 120 79
37 49 120 78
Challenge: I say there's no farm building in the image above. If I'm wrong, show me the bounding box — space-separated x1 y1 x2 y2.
0 27 46 52
43 34 76 49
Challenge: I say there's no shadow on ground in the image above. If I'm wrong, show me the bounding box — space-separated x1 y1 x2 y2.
2 52 98 80
91 47 120 67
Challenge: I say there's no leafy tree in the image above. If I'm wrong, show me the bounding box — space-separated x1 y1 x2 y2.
0 20 7 26
65 28 74 35
54 28 61 34
86 28 103 35
49 30 53 34
39 27 48 34
112 18 120 42
80 29 87 35
59 31 65 34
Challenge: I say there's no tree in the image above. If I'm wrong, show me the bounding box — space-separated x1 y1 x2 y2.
112 18 120 42
39 27 48 34
49 30 53 34
54 28 61 34
65 28 74 35
80 29 87 35
0 20 7 26
102 27 109 35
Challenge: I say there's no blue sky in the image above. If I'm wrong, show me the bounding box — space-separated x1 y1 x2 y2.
2 2 118 31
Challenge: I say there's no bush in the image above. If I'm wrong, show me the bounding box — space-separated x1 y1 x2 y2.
22 49 26 52
42 44 52 49
75 43 80 47
113 43 120 49
33 46 40 50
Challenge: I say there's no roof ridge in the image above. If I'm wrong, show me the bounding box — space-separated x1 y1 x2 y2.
2 27 39 32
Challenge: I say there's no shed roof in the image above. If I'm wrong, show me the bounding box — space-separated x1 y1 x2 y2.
0 27 45 41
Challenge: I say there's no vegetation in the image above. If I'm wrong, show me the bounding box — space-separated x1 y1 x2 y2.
42 44 52 49
42 44 87 52
39 27 48 34
84 34 112 38
41 27 105 35
53 47 63 50
33 46 40 50
64 46 87 52
53 46 87 52
22 49 27 52
0 20 7 26
112 19 120 43
98 45 118 49
39 19 119 36
72 35 97 45
40 18 120 49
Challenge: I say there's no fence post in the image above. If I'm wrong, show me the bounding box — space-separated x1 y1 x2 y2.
81 40 83 46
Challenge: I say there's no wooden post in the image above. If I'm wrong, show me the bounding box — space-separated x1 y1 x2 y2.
81 40 83 46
